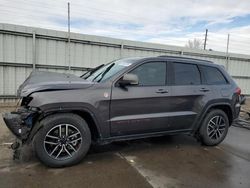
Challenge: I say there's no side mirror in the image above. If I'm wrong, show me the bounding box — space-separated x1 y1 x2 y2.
119 73 139 87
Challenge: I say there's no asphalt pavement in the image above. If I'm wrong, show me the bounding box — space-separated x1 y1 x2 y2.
0 107 250 188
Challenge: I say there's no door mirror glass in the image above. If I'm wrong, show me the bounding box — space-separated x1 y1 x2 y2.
119 73 139 86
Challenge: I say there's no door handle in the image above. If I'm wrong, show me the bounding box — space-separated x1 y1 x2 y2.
156 89 168 94
200 88 210 92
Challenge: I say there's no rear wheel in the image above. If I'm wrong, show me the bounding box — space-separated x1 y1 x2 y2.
34 113 91 167
199 109 229 146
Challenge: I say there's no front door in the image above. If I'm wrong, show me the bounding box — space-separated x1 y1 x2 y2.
110 61 171 136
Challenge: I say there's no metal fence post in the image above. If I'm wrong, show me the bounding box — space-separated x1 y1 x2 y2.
32 31 36 70
120 43 124 58
226 34 230 71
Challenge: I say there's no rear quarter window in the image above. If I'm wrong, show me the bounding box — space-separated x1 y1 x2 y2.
200 65 228 85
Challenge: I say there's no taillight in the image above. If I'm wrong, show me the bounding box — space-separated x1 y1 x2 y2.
235 87 241 95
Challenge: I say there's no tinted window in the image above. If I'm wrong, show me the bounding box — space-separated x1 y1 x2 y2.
86 59 137 82
200 66 227 85
130 62 166 86
173 63 201 85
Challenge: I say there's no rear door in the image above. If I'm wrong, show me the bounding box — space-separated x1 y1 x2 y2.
110 61 171 136
168 61 213 131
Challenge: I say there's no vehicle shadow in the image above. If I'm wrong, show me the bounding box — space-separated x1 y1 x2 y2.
89 134 200 155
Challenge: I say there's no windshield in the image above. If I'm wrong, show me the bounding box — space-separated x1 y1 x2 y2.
85 59 135 82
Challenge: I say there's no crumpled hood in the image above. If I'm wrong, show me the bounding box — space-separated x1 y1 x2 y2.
17 71 94 97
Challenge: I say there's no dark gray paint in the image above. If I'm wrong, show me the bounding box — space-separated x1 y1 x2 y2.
110 85 172 136
4 56 241 142
18 71 93 97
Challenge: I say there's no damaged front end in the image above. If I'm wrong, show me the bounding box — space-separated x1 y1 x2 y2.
2 104 40 160
3 107 39 141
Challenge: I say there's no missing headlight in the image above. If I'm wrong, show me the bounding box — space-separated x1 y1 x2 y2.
21 97 33 106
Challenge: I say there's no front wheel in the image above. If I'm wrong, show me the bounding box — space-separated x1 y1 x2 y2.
199 109 229 146
33 113 91 167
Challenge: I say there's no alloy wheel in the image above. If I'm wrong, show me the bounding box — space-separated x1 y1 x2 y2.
43 124 82 160
207 115 226 140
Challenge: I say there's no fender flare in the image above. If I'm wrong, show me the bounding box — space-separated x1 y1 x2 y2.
26 106 103 144
192 102 233 134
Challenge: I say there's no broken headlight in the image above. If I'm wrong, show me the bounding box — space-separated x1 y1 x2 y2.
21 97 33 106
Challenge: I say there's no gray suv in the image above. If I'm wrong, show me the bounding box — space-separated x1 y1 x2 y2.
3 56 241 167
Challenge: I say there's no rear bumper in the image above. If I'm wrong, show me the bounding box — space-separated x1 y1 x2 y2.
234 103 241 119
2 108 37 139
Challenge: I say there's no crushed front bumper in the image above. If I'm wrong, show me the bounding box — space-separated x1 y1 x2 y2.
2 107 37 140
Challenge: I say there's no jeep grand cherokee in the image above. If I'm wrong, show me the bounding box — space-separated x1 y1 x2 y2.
3 56 241 167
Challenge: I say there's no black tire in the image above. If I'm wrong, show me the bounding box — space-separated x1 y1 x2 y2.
33 113 91 167
199 109 229 146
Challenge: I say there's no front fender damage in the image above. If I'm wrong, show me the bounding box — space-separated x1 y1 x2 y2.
3 107 39 140
2 107 40 160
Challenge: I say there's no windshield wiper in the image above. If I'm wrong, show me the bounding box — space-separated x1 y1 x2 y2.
80 64 104 79
92 63 115 82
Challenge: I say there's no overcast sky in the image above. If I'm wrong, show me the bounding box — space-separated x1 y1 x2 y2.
1 0 250 55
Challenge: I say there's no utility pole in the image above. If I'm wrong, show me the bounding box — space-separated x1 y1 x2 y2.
32 31 36 70
226 34 230 71
204 29 208 50
68 2 71 71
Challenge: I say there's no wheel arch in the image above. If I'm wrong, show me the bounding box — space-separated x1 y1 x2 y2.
207 104 233 125
27 109 103 144
72 110 102 142
193 102 233 134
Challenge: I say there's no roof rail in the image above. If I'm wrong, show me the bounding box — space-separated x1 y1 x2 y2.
157 55 213 63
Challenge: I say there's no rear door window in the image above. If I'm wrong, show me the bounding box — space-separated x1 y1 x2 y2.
200 65 228 85
172 62 201 85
